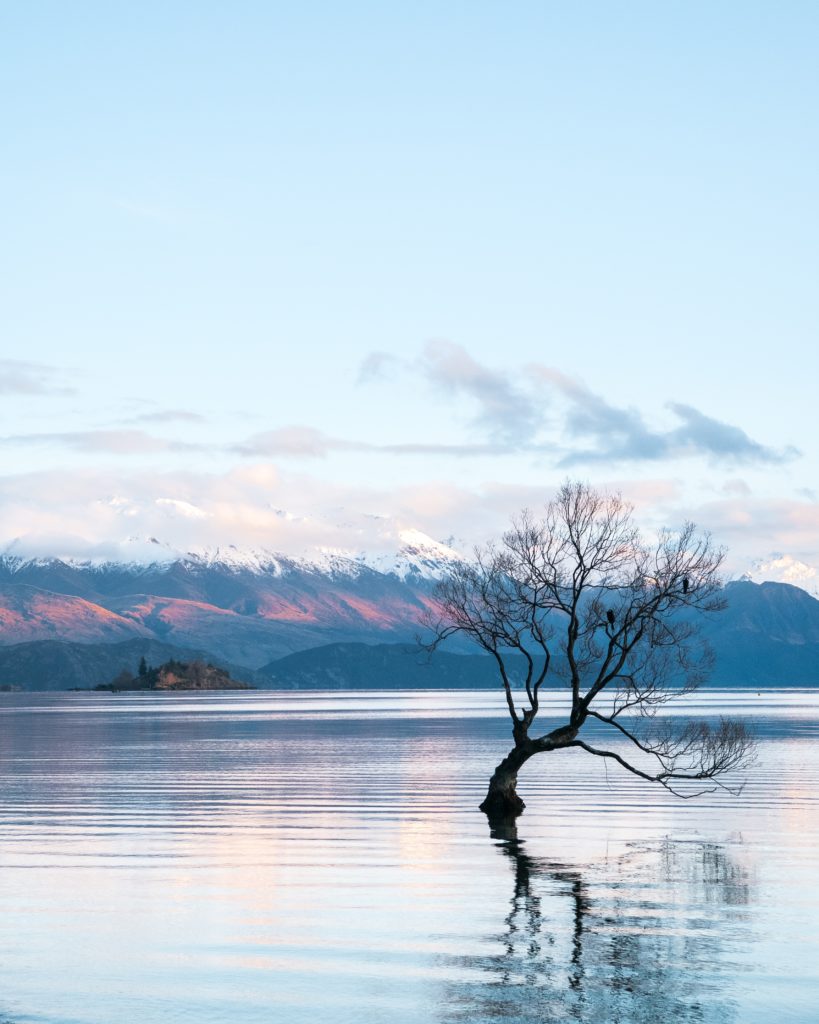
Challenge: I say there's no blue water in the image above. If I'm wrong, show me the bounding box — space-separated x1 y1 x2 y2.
0 689 817 1023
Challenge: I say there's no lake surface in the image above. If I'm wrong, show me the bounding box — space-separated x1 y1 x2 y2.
0 689 817 1024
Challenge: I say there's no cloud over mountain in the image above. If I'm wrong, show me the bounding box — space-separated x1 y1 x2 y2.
358 344 794 467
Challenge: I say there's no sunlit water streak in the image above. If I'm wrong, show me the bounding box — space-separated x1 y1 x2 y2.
0 689 817 1023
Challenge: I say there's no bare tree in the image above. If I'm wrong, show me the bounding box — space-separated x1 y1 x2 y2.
425 481 755 820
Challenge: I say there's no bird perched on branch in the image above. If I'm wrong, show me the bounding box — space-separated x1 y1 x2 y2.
606 609 615 626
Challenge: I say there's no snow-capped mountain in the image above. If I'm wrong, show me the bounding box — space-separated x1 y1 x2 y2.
0 526 463 582
0 527 466 669
3 524 819 690
347 529 464 580
8 524 815 691
745 553 819 595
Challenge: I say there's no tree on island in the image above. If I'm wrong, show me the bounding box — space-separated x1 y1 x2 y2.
425 481 756 821
97 658 248 691
111 668 135 689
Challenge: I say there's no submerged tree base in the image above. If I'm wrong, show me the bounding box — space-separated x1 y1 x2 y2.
480 765 527 821
480 790 526 821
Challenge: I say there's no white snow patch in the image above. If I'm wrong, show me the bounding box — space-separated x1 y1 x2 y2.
155 498 209 520
0 521 465 583
749 553 819 589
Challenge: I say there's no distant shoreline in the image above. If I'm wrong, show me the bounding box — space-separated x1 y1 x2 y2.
12 684 819 696
84 683 255 693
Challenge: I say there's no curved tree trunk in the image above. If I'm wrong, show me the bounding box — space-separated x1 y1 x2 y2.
479 742 535 821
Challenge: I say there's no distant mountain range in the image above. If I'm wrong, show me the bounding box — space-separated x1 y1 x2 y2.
0 542 817 690
0 533 458 668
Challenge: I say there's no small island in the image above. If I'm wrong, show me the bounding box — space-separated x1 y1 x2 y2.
95 657 253 692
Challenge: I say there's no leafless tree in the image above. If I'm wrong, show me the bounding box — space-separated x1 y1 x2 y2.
425 481 755 820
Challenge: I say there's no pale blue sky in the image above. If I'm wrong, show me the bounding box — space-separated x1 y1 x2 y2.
1 3 817 582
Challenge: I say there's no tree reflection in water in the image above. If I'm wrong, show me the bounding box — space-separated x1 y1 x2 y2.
440 822 752 1024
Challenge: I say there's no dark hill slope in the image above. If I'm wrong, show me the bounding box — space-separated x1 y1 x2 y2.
257 642 536 690
0 638 251 691
703 580 819 685
254 581 819 690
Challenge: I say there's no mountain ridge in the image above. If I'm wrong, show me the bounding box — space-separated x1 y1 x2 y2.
0 549 818 688
0 546 448 666
0 527 463 582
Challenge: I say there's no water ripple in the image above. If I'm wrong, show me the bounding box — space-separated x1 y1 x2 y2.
0 690 818 1023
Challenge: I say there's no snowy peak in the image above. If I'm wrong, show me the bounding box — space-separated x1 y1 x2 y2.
317 528 465 581
0 535 178 573
398 528 461 561
0 527 464 583
174 545 285 576
384 529 464 580
747 553 819 595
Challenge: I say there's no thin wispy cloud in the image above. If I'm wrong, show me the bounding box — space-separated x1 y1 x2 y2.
382 441 507 456
127 409 207 425
0 359 74 396
535 369 796 466
0 345 793 471
356 351 400 383
233 426 507 459
233 427 346 458
356 343 544 445
2 429 206 455
4 423 502 461
419 341 542 445
355 345 794 468
665 403 796 464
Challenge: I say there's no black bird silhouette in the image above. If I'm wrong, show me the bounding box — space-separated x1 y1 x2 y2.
606 609 615 626
683 577 689 594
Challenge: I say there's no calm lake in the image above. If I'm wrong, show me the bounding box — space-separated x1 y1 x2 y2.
0 690 817 1023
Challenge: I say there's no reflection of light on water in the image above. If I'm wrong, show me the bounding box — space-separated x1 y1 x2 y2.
395 815 456 875
438 828 754 1023
0 690 818 1023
